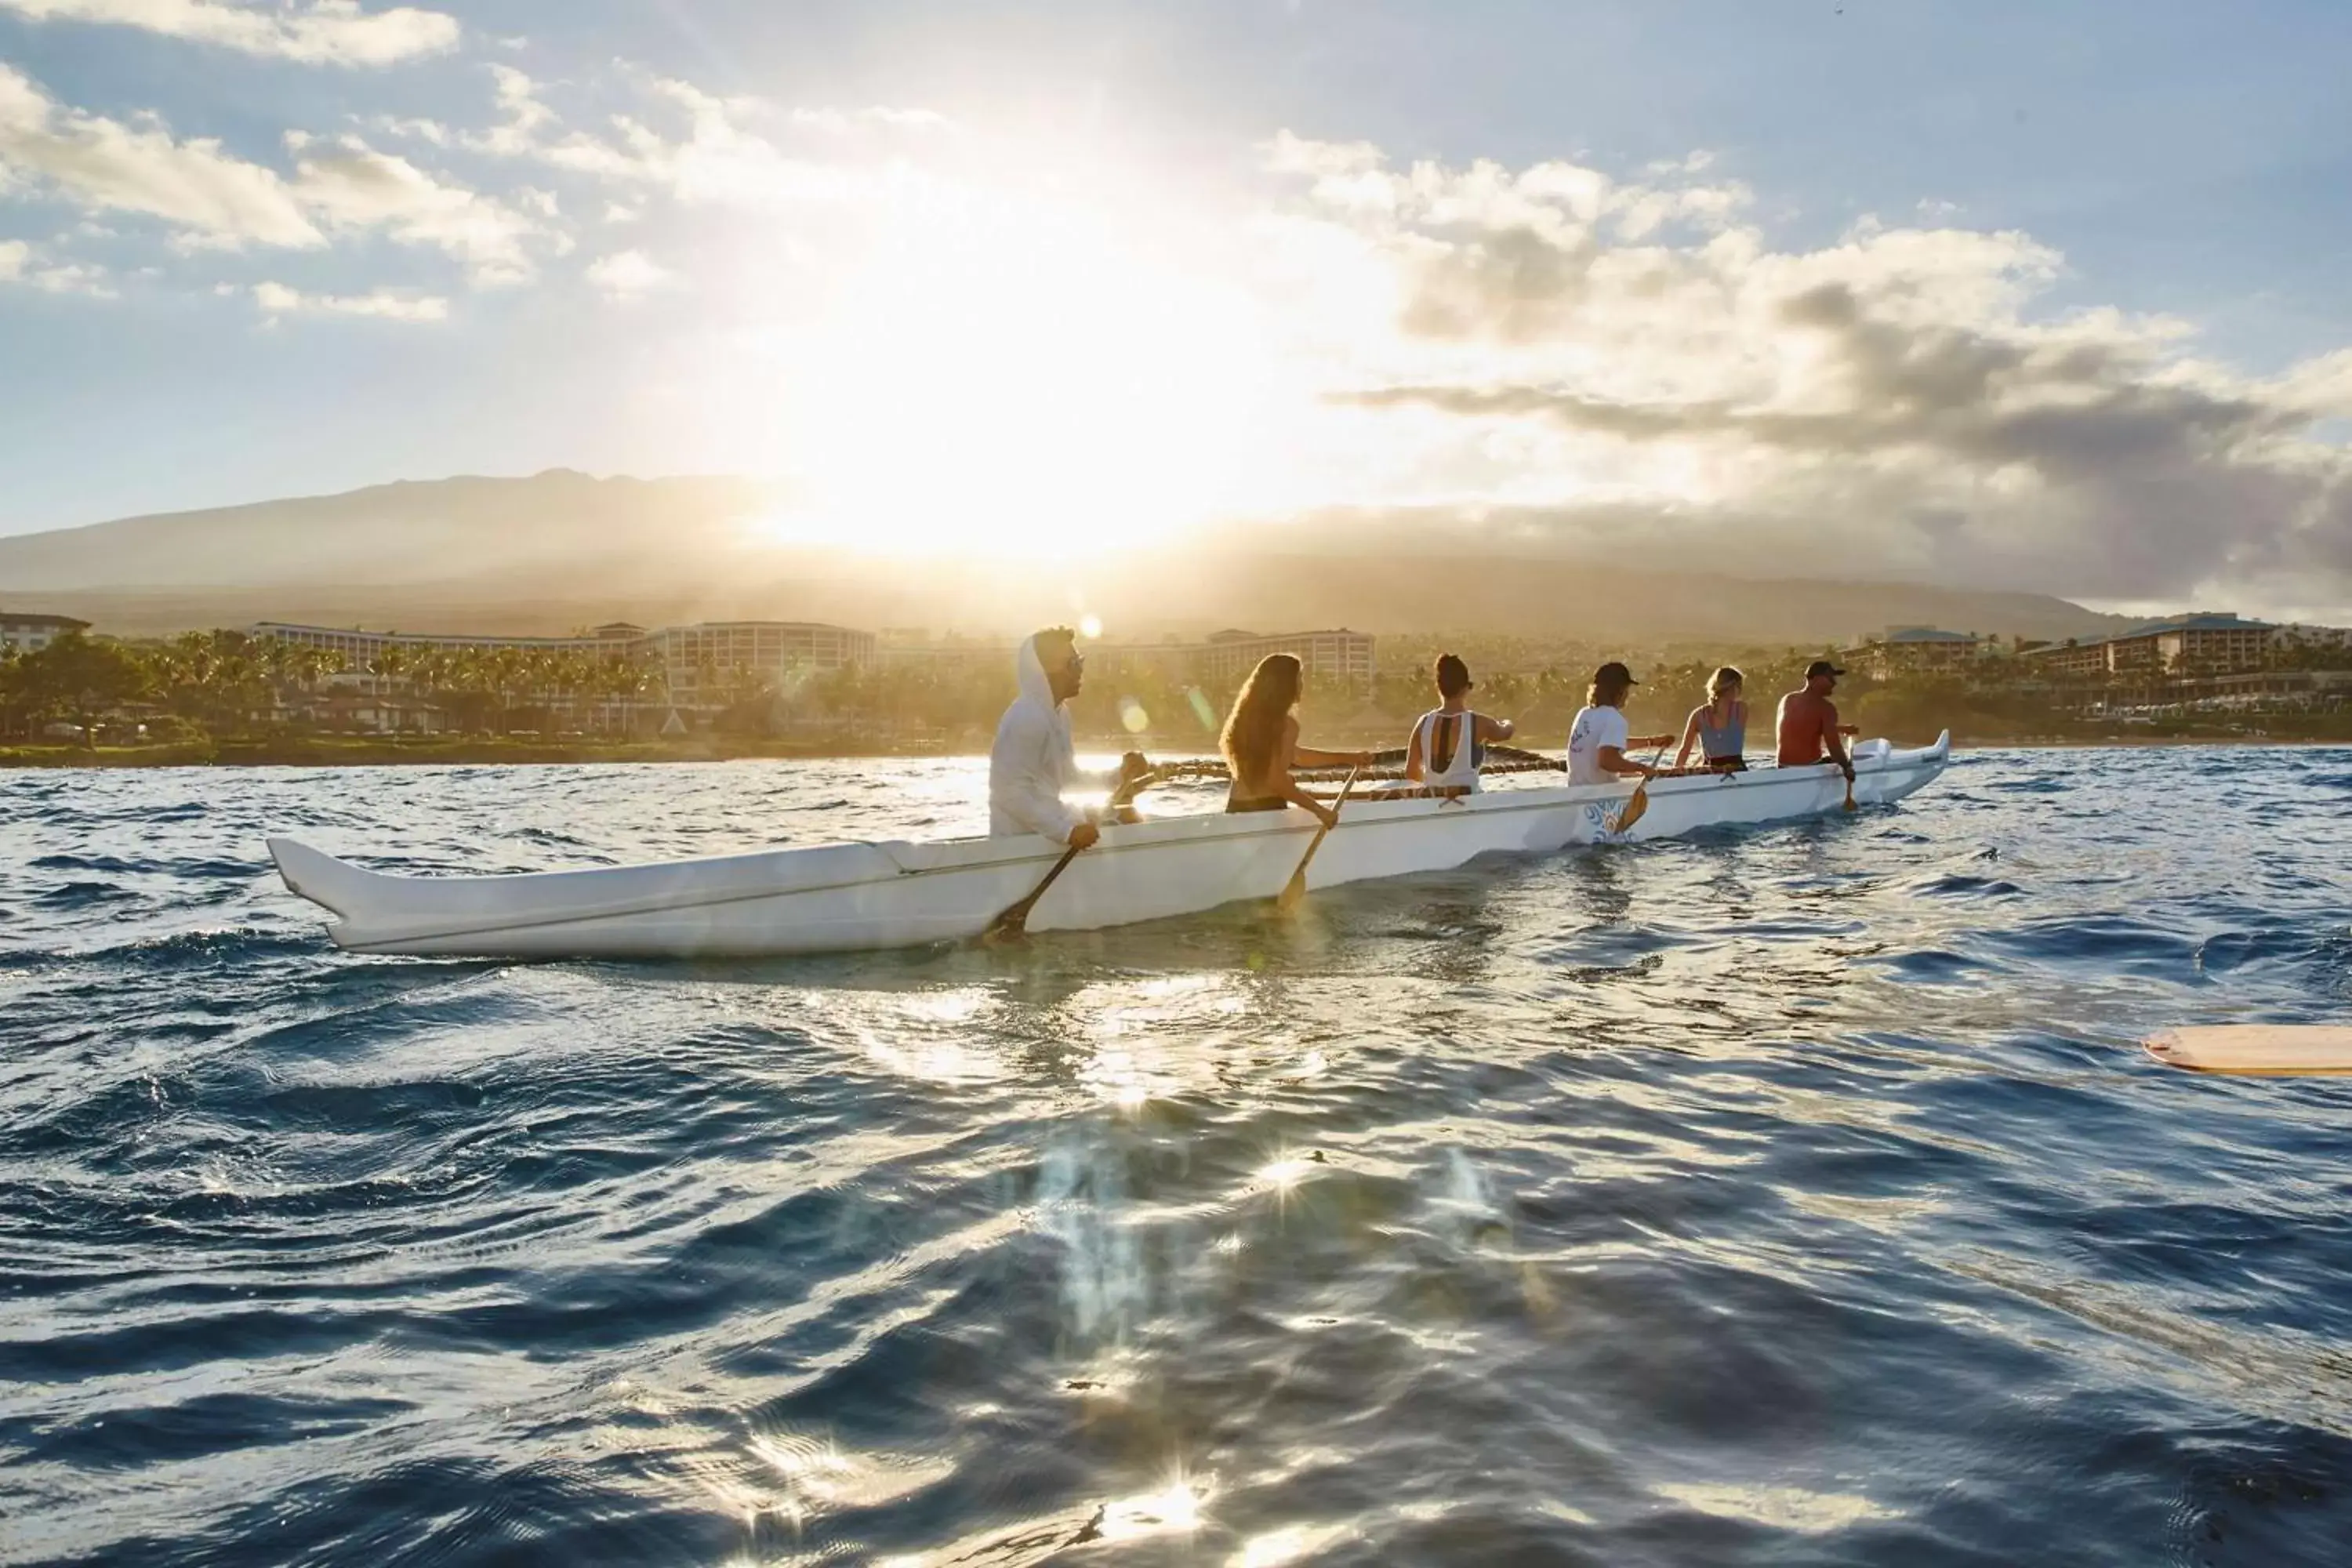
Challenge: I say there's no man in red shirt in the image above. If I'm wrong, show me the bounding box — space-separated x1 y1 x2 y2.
1776 659 1855 786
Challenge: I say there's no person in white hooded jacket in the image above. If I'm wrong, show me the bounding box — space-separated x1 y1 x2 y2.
989 628 1149 846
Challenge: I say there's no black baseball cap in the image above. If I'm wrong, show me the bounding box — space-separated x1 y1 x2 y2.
1595 660 1638 686
1806 659 1846 679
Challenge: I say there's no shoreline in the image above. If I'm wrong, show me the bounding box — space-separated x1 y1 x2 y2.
4 730 2347 771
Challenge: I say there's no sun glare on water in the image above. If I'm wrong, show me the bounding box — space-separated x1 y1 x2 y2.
739 176 1305 559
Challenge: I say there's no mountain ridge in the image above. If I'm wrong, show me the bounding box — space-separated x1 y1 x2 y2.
0 471 2136 646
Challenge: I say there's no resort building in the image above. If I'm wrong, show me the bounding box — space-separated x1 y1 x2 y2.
877 626 1381 691
1838 627 1991 681
251 621 653 665
2024 613 2275 678
1099 628 1377 690
253 619 873 706
1 609 90 654
643 622 877 704
874 632 1018 673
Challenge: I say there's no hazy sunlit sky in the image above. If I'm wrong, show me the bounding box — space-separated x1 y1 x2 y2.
2 1 2350 612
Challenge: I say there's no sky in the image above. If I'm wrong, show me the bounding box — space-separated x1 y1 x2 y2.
2 0 2350 615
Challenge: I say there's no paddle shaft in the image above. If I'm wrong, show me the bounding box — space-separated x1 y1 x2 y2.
1613 739 1675 831
1278 766 1362 911
981 764 1153 942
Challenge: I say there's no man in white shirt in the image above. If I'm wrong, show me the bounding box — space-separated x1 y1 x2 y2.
989 627 1149 846
1566 661 1656 786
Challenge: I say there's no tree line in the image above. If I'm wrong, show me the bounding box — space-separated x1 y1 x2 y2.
8 626 2340 751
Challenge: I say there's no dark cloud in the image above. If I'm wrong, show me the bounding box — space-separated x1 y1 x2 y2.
1272 137 2352 610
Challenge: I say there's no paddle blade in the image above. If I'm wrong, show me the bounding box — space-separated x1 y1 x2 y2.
1842 779 1857 812
976 840 1083 946
1615 782 1650 832
978 909 1030 945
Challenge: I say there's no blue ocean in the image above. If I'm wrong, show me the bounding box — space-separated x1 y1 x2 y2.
5 746 2350 1565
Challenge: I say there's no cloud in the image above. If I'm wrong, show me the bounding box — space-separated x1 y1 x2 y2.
250 278 444 320
0 0 458 66
466 67 937 209
286 130 549 281
584 247 671 300
0 236 114 293
0 61 322 245
1256 135 2352 606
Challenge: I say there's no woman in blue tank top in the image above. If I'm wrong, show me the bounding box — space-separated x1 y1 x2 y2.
1672 666 1748 772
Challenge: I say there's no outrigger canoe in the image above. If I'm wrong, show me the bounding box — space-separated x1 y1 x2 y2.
269 731 1951 959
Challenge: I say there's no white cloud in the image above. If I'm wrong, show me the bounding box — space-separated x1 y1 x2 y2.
0 62 322 245
251 278 445 320
585 247 671 300
0 237 118 294
0 0 458 67
467 67 935 210
0 65 567 285
286 130 548 282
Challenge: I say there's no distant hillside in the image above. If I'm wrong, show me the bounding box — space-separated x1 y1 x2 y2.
0 471 2133 647
0 471 775 591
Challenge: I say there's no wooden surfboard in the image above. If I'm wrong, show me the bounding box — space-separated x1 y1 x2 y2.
2144 1025 2352 1076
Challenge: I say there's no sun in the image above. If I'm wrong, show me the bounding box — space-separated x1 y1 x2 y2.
730 173 1308 557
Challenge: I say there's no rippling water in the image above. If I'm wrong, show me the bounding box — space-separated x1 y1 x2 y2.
6 746 2352 1566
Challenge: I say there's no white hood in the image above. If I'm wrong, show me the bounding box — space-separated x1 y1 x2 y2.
1014 633 1056 713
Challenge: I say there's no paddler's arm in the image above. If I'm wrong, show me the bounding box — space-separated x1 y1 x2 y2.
1402 724 1426 783
1004 716 1094 846
1473 713 1515 744
1596 745 1656 779
1672 708 1702 771
1823 702 1854 779
1276 773 1338 829
1292 746 1374 768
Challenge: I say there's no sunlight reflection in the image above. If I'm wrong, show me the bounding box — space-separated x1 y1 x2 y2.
1231 1523 1349 1566
1098 1478 1207 1542
748 1430 956 1515
1656 1483 1894 1534
858 988 1011 1084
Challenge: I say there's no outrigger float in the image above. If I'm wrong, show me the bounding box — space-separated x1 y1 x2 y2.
268 731 1952 959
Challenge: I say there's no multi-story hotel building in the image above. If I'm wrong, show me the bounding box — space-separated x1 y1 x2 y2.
643 622 877 702
250 622 654 665
2024 614 2274 678
252 620 875 703
1100 628 1377 689
1 609 90 654
1837 626 1990 681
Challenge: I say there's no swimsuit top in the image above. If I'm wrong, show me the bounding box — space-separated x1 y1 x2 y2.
1696 700 1745 760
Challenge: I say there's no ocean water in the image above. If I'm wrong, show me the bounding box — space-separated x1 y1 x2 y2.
4 746 2351 1566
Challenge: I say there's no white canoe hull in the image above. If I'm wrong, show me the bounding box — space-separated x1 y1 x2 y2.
270 732 1951 958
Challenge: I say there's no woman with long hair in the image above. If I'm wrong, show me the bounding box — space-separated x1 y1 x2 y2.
1220 654 1373 826
1671 665 1748 772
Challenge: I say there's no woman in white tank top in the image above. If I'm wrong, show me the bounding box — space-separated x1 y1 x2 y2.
1404 654 1515 793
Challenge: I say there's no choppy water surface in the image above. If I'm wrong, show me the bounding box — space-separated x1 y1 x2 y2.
5 746 2352 1566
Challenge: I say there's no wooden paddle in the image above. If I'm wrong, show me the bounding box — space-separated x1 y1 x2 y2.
2144 1025 2352 1076
1611 739 1675 833
980 764 1153 944
1277 765 1362 913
